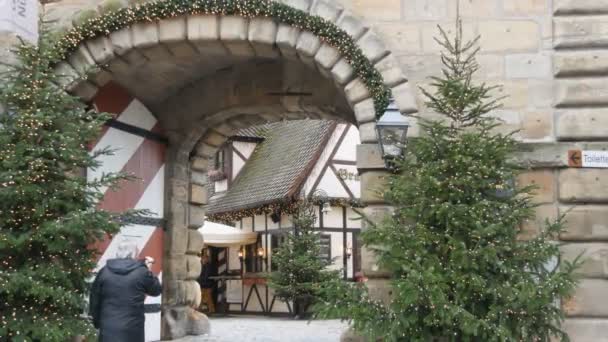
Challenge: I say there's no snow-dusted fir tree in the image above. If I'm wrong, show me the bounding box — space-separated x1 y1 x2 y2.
0 31 129 340
316 22 580 342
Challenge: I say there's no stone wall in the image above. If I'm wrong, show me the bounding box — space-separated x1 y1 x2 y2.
341 0 608 339
552 1 608 339
340 0 553 142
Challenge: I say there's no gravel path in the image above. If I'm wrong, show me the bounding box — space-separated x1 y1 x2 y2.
170 316 349 342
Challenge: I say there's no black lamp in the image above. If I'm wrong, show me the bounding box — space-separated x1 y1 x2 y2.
270 210 281 223
311 189 331 214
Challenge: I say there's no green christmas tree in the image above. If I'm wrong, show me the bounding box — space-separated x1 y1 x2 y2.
269 199 339 318
316 23 580 341
0 31 129 340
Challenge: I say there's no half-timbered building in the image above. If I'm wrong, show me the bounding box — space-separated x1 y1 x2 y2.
202 120 363 315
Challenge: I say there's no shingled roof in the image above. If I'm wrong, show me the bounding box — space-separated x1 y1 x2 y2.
232 124 273 140
206 120 335 215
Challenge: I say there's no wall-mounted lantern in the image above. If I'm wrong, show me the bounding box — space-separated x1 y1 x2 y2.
376 99 410 169
321 202 331 214
257 247 267 260
237 248 244 262
311 189 332 214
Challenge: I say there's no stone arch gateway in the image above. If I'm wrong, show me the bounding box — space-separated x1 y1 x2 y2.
52 0 418 339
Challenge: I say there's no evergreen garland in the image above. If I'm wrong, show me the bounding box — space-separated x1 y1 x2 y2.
50 0 391 118
314 23 581 342
207 197 363 223
0 29 133 340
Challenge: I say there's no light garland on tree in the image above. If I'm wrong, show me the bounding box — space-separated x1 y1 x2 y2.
313 22 581 341
48 0 391 119
0 31 137 340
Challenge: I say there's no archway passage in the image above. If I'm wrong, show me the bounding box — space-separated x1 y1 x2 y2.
58 1 418 339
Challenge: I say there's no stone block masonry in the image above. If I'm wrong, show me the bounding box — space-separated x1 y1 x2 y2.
553 0 608 338
342 0 608 338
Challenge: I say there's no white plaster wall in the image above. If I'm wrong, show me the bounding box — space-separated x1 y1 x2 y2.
214 179 228 193
313 206 322 228
317 169 350 198
322 208 344 228
302 124 346 196
320 231 355 279
232 153 246 180
346 207 363 229
280 214 293 228
233 141 258 160
268 215 280 230
333 125 360 161
228 246 240 271
254 214 266 232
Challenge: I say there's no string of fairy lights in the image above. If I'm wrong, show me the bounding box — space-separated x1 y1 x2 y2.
207 197 363 223
0 39 122 339
49 0 391 119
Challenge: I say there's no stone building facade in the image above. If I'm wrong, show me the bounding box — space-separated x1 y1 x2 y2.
1 0 607 340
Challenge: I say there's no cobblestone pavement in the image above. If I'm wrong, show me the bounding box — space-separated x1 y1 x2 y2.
170 316 349 342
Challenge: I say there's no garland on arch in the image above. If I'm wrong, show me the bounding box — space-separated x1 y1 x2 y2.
207 197 364 223
50 0 391 119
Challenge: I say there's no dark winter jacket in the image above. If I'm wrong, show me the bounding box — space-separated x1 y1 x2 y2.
197 263 214 289
89 258 162 342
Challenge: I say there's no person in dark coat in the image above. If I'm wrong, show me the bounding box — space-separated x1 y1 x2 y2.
197 254 215 313
89 242 162 342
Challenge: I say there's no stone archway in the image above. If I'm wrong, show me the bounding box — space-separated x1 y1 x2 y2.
53 0 418 339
